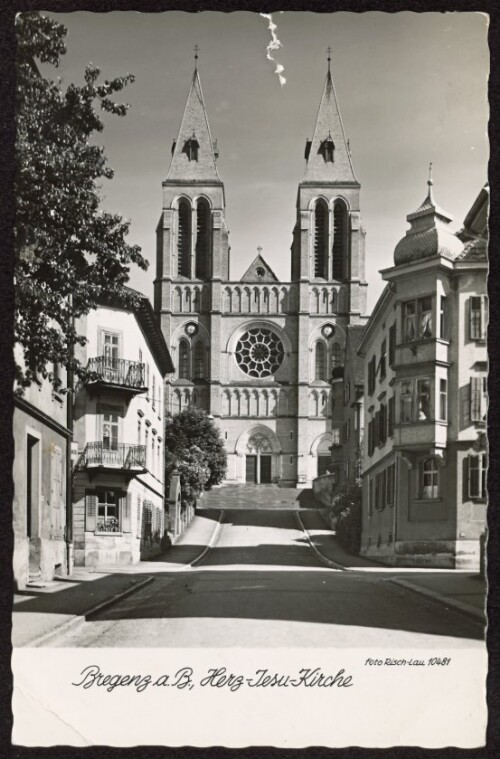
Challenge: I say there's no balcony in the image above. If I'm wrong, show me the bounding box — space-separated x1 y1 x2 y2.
78 442 147 476
85 357 147 396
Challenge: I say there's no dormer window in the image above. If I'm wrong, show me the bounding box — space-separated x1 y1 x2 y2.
183 135 199 162
319 136 335 163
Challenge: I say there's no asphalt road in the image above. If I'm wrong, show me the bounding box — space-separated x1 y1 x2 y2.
49 510 484 648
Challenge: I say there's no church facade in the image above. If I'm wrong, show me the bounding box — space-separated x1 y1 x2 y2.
154 63 368 487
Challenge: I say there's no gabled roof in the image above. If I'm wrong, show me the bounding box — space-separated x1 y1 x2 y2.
240 254 279 283
99 287 174 376
165 68 221 184
302 69 358 184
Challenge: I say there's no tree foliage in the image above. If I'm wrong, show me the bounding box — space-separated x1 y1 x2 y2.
165 409 227 506
330 480 363 555
15 12 147 392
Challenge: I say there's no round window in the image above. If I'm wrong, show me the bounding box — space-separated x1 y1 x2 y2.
235 328 285 378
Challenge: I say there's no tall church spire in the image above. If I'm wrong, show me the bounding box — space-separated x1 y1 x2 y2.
165 66 221 183
303 59 357 184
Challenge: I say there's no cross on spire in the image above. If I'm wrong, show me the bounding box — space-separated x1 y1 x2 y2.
428 161 433 186
257 246 263 255
194 44 199 69
327 46 332 73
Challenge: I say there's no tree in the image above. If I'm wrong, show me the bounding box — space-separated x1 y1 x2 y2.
164 409 227 506
15 12 147 392
329 480 363 555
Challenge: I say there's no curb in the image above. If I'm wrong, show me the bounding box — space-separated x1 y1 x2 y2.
24 576 155 648
295 512 346 571
190 511 224 567
389 577 485 622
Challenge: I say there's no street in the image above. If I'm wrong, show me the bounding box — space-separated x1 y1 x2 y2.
45 508 484 648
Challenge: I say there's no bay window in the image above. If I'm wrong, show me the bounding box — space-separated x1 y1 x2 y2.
399 379 433 423
470 376 488 422
400 381 413 422
402 296 434 343
439 378 448 422
417 379 432 421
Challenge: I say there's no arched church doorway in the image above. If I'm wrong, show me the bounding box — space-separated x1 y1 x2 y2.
246 432 273 484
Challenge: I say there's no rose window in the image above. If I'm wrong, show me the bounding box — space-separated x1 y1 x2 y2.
235 328 284 378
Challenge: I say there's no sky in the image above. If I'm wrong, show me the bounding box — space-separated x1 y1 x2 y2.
46 11 489 310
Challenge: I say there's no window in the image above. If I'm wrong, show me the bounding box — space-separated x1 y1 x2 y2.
183 136 199 162
178 339 190 379
368 355 376 395
177 199 191 278
319 137 335 163
386 464 395 507
417 379 432 421
97 490 120 533
468 454 487 499
137 419 141 445
470 376 487 422
439 296 448 339
103 332 119 366
368 419 374 456
315 342 327 381
400 381 413 422
421 458 439 499
419 296 433 338
380 339 387 380
376 470 386 511
469 296 488 341
389 324 396 367
102 409 119 450
145 428 149 469
439 378 448 422
402 297 434 342
195 199 210 280
313 200 328 278
388 396 395 437
194 341 205 379
332 202 346 281
379 403 387 446
403 301 416 342
369 478 374 516
331 343 341 368
152 375 156 410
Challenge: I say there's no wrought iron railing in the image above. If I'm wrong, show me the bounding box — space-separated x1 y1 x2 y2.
86 357 146 389
80 442 146 470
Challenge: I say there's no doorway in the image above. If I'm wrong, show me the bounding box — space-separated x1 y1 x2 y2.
27 434 41 576
260 455 272 483
246 455 257 483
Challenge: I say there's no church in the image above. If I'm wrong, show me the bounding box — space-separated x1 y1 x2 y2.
154 59 369 487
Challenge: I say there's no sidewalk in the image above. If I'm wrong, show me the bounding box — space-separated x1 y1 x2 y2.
12 510 221 647
299 510 486 622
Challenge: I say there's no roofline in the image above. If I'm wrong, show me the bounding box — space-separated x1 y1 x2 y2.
463 184 489 229
98 288 174 376
357 284 393 355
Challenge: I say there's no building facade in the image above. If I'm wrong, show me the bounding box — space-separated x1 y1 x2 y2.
13 358 71 589
154 63 368 487
358 181 488 569
72 290 174 567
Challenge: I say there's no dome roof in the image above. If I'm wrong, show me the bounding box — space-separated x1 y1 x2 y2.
394 225 464 265
394 173 464 265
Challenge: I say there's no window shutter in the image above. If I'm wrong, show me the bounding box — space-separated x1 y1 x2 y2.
470 377 482 422
481 296 488 340
85 493 98 532
122 492 132 533
136 496 142 538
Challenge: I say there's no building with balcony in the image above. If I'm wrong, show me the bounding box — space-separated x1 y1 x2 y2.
154 60 369 487
358 181 488 569
72 289 174 567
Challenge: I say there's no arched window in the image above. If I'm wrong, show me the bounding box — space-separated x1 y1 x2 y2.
177 200 191 278
195 199 210 280
193 341 205 379
315 342 327 381
314 200 328 278
178 339 190 379
173 287 182 312
331 343 342 368
183 136 199 162
319 136 335 163
421 458 439 499
332 202 347 281
222 390 231 417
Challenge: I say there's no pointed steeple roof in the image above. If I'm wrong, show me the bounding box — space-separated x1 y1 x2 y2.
240 252 279 283
165 68 221 183
303 65 357 184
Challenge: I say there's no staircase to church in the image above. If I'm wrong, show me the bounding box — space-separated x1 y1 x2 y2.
198 484 321 511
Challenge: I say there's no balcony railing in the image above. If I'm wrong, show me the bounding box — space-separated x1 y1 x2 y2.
86 357 146 391
79 442 147 471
